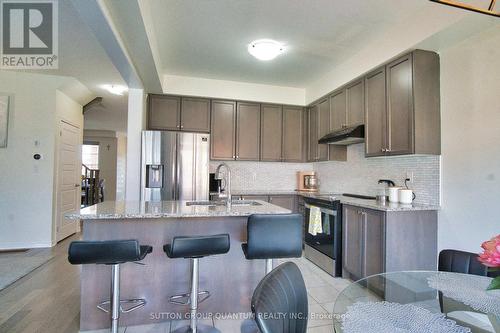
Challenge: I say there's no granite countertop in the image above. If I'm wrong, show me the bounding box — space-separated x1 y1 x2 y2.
66 200 291 220
233 190 439 212
300 192 439 211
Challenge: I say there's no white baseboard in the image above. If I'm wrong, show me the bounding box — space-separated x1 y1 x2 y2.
0 241 54 250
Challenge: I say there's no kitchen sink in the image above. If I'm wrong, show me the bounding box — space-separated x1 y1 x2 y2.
186 200 262 207
232 200 262 206
186 201 224 206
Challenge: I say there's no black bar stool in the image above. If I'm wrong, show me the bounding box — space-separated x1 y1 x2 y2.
242 214 303 274
164 234 230 333
68 239 153 333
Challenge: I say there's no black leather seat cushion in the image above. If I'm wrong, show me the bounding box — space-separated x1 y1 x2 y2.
68 240 152 265
164 234 230 258
243 214 302 259
252 262 308 333
439 249 488 276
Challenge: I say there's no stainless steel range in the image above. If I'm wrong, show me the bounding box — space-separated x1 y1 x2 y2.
303 196 342 277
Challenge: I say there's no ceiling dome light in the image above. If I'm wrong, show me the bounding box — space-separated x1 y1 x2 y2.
248 39 284 61
102 84 128 96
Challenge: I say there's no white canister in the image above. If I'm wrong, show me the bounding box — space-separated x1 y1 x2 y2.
399 189 414 204
387 187 401 203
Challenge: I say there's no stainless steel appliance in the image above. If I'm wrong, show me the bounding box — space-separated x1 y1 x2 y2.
141 131 209 201
318 124 364 145
303 196 342 277
297 171 319 192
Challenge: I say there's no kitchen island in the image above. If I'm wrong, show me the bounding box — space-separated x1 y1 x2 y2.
67 200 290 331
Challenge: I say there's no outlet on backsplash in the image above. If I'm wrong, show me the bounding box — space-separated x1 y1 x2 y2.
406 171 414 184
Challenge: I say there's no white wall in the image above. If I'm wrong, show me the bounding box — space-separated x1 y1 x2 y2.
125 88 146 200
164 74 305 106
116 132 127 201
438 25 500 253
304 7 467 104
0 71 83 249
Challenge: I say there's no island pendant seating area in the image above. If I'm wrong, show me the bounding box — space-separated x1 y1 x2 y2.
71 200 292 331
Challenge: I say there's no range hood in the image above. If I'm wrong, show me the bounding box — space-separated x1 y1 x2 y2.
318 124 365 145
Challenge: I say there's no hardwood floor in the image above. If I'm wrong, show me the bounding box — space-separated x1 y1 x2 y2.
0 234 81 333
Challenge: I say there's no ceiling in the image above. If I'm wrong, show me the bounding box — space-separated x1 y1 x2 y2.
148 0 438 87
19 0 129 132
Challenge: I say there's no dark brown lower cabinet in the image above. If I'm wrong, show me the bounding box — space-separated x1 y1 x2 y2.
269 195 296 212
342 204 437 280
233 194 297 213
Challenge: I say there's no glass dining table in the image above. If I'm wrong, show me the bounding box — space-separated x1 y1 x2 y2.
333 271 500 333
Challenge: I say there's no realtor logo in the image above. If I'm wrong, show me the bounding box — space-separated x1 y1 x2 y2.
1 0 58 69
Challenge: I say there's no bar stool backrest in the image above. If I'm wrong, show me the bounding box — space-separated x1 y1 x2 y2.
68 240 142 265
246 214 302 259
167 234 230 258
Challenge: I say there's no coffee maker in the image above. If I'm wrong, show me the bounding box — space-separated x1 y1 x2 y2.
297 171 319 192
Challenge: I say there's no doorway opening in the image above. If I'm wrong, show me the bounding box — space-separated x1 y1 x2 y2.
81 143 103 207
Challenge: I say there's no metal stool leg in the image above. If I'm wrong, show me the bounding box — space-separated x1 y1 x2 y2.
110 264 120 333
171 258 220 333
190 258 199 332
265 259 273 275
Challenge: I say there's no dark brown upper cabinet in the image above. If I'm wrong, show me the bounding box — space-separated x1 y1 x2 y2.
365 67 387 156
346 79 364 127
282 106 304 162
317 99 330 161
148 95 210 132
148 95 181 130
307 106 318 162
328 79 363 131
180 97 210 132
329 89 346 131
365 50 440 157
260 104 283 161
236 102 260 161
210 100 236 160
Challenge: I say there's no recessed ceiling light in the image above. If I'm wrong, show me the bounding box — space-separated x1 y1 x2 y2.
102 84 128 95
248 39 284 61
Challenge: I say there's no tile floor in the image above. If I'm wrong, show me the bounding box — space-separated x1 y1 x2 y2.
84 257 350 333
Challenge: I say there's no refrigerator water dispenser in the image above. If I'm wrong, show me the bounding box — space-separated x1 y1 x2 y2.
146 164 163 188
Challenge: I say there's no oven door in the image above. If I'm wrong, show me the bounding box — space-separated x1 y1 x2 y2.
304 203 337 259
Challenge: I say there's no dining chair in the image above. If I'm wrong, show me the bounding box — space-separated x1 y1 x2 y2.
250 262 308 333
438 249 496 333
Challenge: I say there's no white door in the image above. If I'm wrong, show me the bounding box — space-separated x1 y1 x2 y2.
56 120 81 242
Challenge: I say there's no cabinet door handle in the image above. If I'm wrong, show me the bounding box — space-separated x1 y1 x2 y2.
236 155 239 159
180 125 184 129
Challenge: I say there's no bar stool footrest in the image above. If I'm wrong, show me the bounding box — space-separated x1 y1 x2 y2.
169 290 210 305
97 298 146 314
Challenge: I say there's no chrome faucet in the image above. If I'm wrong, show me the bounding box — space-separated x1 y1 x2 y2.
215 163 231 207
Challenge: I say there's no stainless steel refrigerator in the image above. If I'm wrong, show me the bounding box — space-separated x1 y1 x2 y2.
141 131 210 201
